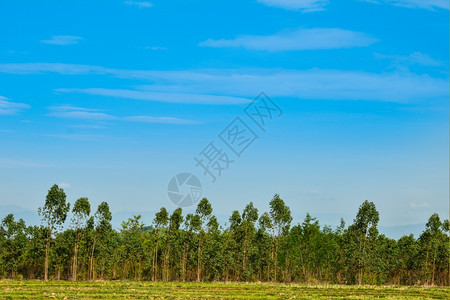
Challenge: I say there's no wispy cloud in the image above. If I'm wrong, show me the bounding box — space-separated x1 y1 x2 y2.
124 1 152 8
59 182 71 189
0 96 30 115
410 202 430 209
375 52 442 68
257 0 329 12
41 35 83 45
0 159 43 168
55 88 251 105
41 133 112 141
2 50 28 56
123 116 200 124
0 63 447 103
47 105 199 124
359 0 448 10
199 28 377 51
68 124 107 129
47 105 114 120
145 46 167 51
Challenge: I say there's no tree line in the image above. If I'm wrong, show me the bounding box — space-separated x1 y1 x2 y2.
0 184 448 285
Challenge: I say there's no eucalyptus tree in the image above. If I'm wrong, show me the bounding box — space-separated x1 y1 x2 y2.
52 228 73 280
195 198 212 282
333 218 346 283
0 214 27 278
269 194 292 281
121 215 145 280
1 191 449 285
22 225 46 279
38 184 70 281
241 202 258 279
70 197 91 281
89 201 112 280
228 210 242 279
419 213 447 285
300 213 321 280
152 207 168 281
181 213 198 281
164 207 183 281
204 215 223 280
347 200 379 285
256 212 272 281
396 234 418 285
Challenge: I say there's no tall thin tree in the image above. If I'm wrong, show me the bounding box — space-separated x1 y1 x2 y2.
38 184 70 281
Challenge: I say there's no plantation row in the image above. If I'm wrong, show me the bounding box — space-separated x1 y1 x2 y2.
0 184 448 285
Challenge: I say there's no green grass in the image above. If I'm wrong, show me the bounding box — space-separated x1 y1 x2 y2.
0 281 448 299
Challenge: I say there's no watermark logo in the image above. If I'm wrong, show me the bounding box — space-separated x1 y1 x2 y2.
219 117 258 157
167 92 282 207
167 172 202 207
245 92 283 131
194 142 235 183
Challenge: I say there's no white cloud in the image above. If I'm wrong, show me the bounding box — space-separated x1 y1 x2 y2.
375 52 442 67
47 105 114 120
257 0 329 12
0 96 30 115
59 182 71 189
49 105 101 112
410 202 430 209
41 133 111 141
0 63 106 75
47 105 198 124
56 69 448 103
256 0 448 11
360 0 448 10
0 63 447 103
199 28 377 51
55 88 251 105
124 1 152 8
68 124 107 129
145 46 167 51
41 35 83 45
123 116 200 124
0 159 42 168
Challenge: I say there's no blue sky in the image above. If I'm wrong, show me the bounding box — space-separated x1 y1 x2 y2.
0 0 448 236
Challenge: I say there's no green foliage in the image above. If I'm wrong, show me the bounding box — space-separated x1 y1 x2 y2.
0 186 448 285
269 194 292 237
38 184 70 232
0 214 27 278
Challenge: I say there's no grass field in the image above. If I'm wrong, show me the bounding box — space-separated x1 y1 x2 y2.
0 281 448 299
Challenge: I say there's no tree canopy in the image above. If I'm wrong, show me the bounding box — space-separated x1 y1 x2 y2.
0 185 448 285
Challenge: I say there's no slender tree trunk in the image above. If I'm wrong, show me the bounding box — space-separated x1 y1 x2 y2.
72 237 79 281
358 233 364 286
44 228 52 281
182 244 187 282
163 245 169 281
286 250 291 282
257 258 261 281
360 237 367 286
270 242 274 282
431 246 437 286
274 239 278 282
89 236 96 281
155 246 158 281
197 241 201 282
